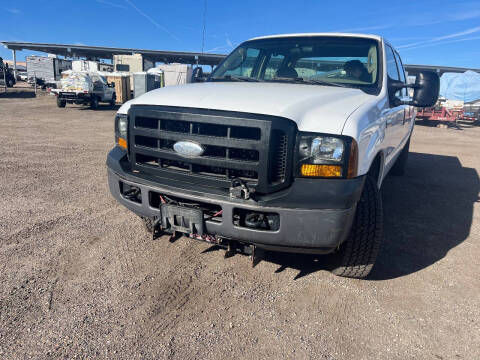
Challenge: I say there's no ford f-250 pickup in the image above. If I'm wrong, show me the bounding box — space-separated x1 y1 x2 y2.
107 33 439 278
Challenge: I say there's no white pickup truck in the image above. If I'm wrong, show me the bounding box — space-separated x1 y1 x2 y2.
107 33 439 278
52 72 116 109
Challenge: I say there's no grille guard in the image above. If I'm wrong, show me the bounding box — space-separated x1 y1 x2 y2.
127 105 297 194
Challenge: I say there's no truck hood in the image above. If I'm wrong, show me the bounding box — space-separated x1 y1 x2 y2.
119 82 375 134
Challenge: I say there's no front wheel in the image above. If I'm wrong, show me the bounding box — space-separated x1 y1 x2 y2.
90 95 99 110
109 93 116 108
330 176 383 278
56 97 66 108
7 79 14 88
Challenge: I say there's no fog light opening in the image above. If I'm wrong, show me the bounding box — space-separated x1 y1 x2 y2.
233 209 280 231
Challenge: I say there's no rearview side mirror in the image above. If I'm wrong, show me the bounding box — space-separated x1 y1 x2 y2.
192 67 204 82
411 71 440 107
390 71 440 108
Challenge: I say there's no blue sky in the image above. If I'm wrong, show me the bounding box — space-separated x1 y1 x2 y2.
1 0 480 68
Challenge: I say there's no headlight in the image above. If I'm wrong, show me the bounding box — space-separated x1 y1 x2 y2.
115 114 128 150
299 136 344 163
296 132 357 178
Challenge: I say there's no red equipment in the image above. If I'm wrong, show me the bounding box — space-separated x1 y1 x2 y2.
416 106 463 122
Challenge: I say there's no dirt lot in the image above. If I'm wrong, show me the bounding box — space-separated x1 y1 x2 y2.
1 86 479 359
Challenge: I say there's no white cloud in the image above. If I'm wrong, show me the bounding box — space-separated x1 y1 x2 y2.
124 0 181 42
225 34 233 49
96 0 126 9
436 26 480 41
399 36 480 52
398 26 480 49
6 8 21 14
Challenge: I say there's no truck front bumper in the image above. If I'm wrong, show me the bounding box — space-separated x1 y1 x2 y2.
107 147 365 254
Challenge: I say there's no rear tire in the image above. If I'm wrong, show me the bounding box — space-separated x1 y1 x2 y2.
390 137 410 176
7 79 14 88
56 97 66 108
330 176 383 278
90 95 99 110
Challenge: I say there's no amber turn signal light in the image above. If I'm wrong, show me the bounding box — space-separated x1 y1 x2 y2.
347 139 358 179
300 164 342 177
117 137 127 150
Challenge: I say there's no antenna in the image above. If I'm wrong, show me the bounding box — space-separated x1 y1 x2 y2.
201 0 207 54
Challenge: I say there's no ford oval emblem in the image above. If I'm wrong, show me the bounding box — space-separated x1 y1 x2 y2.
173 141 205 157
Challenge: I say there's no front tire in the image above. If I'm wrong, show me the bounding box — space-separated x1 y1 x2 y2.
90 95 99 110
56 97 66 108
330 176 383 278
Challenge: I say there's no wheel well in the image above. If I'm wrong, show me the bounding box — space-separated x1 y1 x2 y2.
368 153 382 186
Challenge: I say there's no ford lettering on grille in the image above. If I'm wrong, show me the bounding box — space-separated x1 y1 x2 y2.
173 141 205 157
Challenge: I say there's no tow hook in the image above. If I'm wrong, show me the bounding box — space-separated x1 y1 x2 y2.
229 178 255 200
152 218 163 240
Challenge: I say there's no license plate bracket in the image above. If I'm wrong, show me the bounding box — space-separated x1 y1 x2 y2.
160 204 204 235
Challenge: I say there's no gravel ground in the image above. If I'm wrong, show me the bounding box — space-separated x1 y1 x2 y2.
1 86 479 359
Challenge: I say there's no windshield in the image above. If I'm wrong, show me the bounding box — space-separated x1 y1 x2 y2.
211 36 379 88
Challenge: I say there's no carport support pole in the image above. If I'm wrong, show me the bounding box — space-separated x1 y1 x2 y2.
12 49 17 79
3 69 6 92
34 71 37 96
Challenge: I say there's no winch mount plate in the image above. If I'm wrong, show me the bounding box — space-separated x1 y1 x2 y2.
160 204 204 235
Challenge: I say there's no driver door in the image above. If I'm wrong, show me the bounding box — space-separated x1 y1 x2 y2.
383 45 407 168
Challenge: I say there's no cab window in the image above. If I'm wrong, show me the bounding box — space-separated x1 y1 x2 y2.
386 45 400 81
263 54 286 80
221 48 260 77
393 51 408 97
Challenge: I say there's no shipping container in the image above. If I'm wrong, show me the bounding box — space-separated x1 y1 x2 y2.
26 56 72 86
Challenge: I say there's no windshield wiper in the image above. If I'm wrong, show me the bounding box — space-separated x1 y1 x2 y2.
271 76 348 88
211 75 264 82
300 78 349 88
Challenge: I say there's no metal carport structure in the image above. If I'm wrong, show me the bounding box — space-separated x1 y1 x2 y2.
1 41 226 78
2 41 480 80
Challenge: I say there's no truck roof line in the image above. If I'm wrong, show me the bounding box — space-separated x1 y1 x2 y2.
248 33 383 41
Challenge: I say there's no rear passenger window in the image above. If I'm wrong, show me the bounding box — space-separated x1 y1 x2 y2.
394 52 408 97
386 46 400 81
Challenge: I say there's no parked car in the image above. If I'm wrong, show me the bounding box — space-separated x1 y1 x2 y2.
17 70 28 81
51 71 116 109
106 33 439 278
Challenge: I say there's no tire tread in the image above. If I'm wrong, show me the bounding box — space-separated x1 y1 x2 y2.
331 176 383 278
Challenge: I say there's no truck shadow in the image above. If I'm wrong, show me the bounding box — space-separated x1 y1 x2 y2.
0 90 36 99
74 105 121 111
256 152 480 280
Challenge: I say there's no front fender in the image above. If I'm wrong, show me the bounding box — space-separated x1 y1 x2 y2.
342 97 388 177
